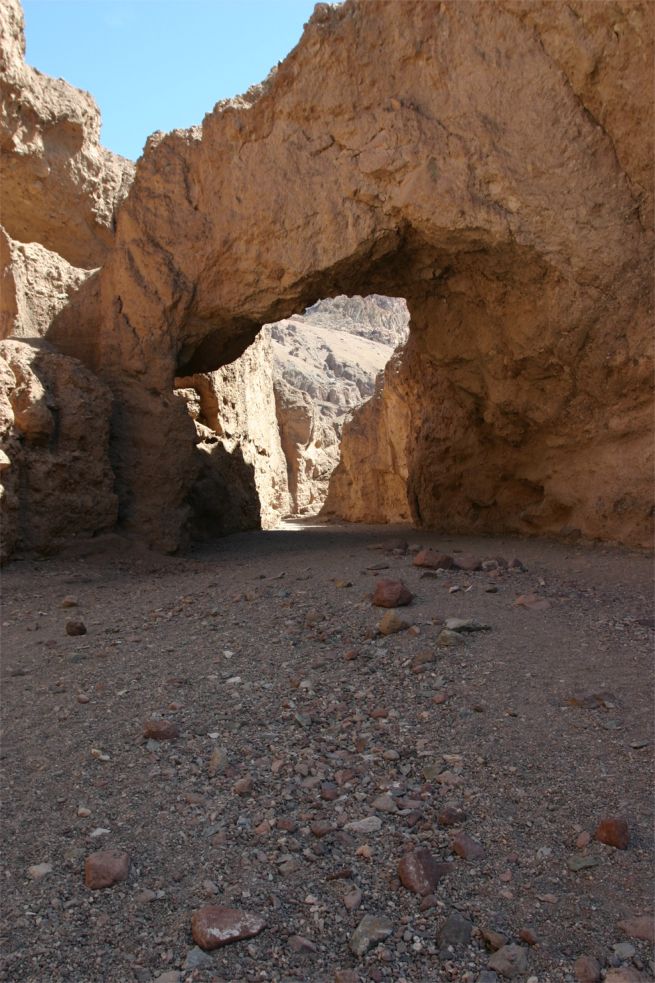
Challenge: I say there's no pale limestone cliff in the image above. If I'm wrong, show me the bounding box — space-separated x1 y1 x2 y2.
40 0 655 551
0 338 117 560
0 0 134 268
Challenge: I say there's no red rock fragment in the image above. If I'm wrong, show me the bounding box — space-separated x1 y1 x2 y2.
573 955 602 983
515 593 551 611
191 905 266 950
143 718 179 740
65 618 87 636
233 775 254 796
437 805 467 827
519 927 538 945
413 549 453 570
617 914 654 943
594 817 629 849
397 848 453 895
84 849 130 889
452 831 484 861
453 554 482 571
371 579 413 608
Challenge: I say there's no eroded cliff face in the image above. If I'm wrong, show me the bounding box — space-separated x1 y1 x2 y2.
0 0 134 268
37 0 655 551
175 332 291 535
0 338 117 560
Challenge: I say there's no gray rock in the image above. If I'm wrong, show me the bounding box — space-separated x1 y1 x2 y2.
488 944 529 978
439 910 473 946
444 618 491 632
345 816 382 834
350 914 393 956
183 946 214 970
612 942 636 961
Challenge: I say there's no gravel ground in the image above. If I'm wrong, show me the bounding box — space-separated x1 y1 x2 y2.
1 522 653 983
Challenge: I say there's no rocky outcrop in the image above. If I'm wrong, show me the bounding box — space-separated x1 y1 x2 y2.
0 0 134 268
268 295 408 514
0 226 90 339
175 331 290 535
0 338 117 560
46 0 654 550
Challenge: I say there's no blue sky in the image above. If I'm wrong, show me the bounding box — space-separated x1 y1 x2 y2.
23 0 319 161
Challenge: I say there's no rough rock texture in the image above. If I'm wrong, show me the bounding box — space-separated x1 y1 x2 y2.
0 338 117 560
0 0 134 268
49 0 653 551
175 331 291 535
0 226 90 339
268 295 408 515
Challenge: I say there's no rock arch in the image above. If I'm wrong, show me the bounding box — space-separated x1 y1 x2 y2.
50 0 653 550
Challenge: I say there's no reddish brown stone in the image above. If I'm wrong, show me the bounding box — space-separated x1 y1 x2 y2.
84 849 130 890
378 610 409 634
371 578 413 608
191 905 266 950
519 927 538 945
397 848 453 895
573 955 602 983
311 821 334 838
233 775 254 796
65 618 87 636
143 718 179 740
413 549 453 570
617 914 655 943
452 831 484 860
453 554 482 571
481 927 508 952
320 782 339 800
594 817 629 849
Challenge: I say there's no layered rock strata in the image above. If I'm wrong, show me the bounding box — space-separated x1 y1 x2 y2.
0 0 134 268
31 1 655 550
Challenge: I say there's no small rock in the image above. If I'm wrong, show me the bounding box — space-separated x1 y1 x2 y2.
413 549 453 570
594 817 629 849
567 690 618 709
61 596 78 608
288 935 318 953
567 854 601 871
346 816 382 834
378 610 409 635
514 594 550 611
452 831 484 861
233 775 254 796
398 848 453 895
143 719 179 741
371 579 413 608
481 928 508 951
452 554 482 571
477 974 500 983
438 805 467 827
153 973 180 983
27 863 52 880
575 830 591 849
519 927 538 946
343 886 362 911
439 910 473 946
183 947 214 970
444 617 490 633
65 618 87 636
350 914 393 956
617 914 655 943
310 820 333 838
488 944 529 978
412 651 436 672
208 746 229 776
613 942 636 960
604 971 650 983
437 629 466 648
77 807 91 818
573 955 601 983
191 905 266 950
334 971 359 983
84 850 130 889
372 793 397 813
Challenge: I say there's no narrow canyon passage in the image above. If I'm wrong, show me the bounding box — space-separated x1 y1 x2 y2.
1 524 653 981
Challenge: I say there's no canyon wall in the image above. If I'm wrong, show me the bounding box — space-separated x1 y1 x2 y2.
4 0 654 553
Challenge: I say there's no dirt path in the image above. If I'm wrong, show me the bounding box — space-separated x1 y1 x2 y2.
1 523 653 983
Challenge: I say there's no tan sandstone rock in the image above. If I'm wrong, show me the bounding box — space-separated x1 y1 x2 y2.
0 339 117 560
42 0 655 551
0 0 134 268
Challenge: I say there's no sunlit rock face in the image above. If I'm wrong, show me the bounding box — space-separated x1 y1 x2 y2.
0 0 134 268
45 0 654 550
